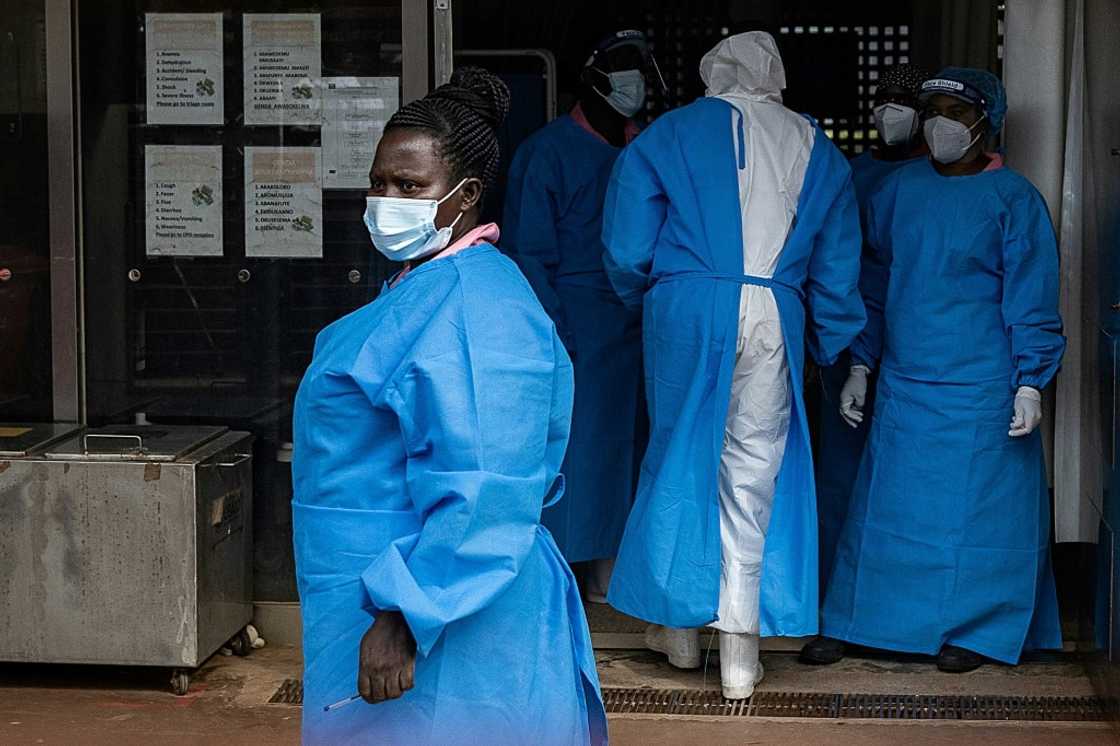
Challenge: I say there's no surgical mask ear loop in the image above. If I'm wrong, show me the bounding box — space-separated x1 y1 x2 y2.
436 177 470 206
434 178 469 234
587 66 614 100
445 210 464 232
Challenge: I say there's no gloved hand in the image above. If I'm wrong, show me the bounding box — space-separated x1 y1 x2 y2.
839 365 870 428
1009 386 1042 437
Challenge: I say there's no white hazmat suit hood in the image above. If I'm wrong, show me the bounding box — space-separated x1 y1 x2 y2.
700 31 786 102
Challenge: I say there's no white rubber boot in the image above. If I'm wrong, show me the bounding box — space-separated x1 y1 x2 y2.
585 558 614 604
644 624 701 669
719 631 764 700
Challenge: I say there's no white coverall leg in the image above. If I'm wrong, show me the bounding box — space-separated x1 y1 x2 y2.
708 90 808 699
643 36 811 688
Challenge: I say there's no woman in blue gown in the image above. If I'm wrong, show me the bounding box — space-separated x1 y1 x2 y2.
292 68 606 745
815 68 1066 673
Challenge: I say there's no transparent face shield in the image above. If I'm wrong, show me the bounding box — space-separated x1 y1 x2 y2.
589 38 669 104
645 51 669 97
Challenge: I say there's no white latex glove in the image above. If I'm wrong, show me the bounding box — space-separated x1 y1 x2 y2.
839 365 871 428
1009 386 1042 437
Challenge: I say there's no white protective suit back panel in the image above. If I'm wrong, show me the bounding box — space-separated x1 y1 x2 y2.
708 89 811 635
720 95 813 278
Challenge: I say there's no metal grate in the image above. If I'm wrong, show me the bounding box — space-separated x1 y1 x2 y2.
268 681 1111 721
268 678 303 705
603 688 1113 722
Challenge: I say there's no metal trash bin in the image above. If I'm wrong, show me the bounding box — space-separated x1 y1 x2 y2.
0 424 254 694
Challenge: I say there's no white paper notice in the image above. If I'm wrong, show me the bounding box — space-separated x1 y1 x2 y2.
145 145 224 257
243 14 322 126
322 77 399 189
145 13 224 125
245 147 323 258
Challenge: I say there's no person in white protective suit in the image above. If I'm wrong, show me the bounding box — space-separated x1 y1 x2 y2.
601 32 864 699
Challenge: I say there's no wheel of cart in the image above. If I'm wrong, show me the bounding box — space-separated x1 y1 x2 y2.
170 669 191 696
228 626 254 657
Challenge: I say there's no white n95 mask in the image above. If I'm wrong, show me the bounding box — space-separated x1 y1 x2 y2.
363 179 467 262
595 68 647 117
923 114 986 164
873 103 919 146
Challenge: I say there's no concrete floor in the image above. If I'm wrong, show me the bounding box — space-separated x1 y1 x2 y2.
0 646 1115 745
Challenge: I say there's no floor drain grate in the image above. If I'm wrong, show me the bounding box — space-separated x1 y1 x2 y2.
268 678 303 705
268 681 1111 721
603 688 1113 722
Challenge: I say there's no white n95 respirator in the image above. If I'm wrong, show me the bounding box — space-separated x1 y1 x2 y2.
873 103 919 146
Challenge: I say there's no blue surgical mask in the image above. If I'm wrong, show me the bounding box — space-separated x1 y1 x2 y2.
363 179 467 262
593 68 646 117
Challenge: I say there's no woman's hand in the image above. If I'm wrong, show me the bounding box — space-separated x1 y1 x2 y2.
357 611 416 704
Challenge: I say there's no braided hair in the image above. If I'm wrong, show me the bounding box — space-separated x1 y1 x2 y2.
384 67 511 193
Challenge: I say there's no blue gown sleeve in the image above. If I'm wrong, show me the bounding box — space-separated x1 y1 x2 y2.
803 132 867 367
601 137 665 309
848 178 894 369
356 285 566 657
502 142 572 347
1002 187 1066 388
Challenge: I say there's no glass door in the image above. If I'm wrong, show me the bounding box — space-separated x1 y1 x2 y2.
77 0 428 601
0 1 52 422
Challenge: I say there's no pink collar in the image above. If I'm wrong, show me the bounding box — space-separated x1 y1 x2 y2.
570 103 640 146
983 152 1005 172
440 221 500 257
391 223 500 288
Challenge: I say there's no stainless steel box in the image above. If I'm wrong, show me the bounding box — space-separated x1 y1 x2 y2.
0 424 253 684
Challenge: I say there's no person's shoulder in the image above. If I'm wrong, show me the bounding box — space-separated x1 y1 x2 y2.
990 161 1043 193
988 163 1051 214
849 150 876 167
539 114 587 144
866 159 926 202
874 157 929 187
453 245 560 356
512 117 574 161
647 98 727 130
455 243 535 293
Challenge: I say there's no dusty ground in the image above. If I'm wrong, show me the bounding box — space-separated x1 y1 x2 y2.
0 645 1115 745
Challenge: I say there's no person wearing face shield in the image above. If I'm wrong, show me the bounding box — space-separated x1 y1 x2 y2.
813 64 928 597
504 29 660 603
806 68 1066 673
600 31 865 699
293 68 606 745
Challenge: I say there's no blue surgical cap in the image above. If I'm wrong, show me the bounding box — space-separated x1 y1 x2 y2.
920 67 1007 131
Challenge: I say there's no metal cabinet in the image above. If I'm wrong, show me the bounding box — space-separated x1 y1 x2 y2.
0 424 253 694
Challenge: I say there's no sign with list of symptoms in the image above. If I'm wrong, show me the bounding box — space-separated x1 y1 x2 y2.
145 145 224 257
145 13 224 125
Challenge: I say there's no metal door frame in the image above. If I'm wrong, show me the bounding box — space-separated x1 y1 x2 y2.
45 0 82 423
44 0 443 424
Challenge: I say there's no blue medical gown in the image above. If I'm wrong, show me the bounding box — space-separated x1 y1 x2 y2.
815 150 921 587
601 98 865 634
504 115 646 562
292 244 606 745
821 159 1066 663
